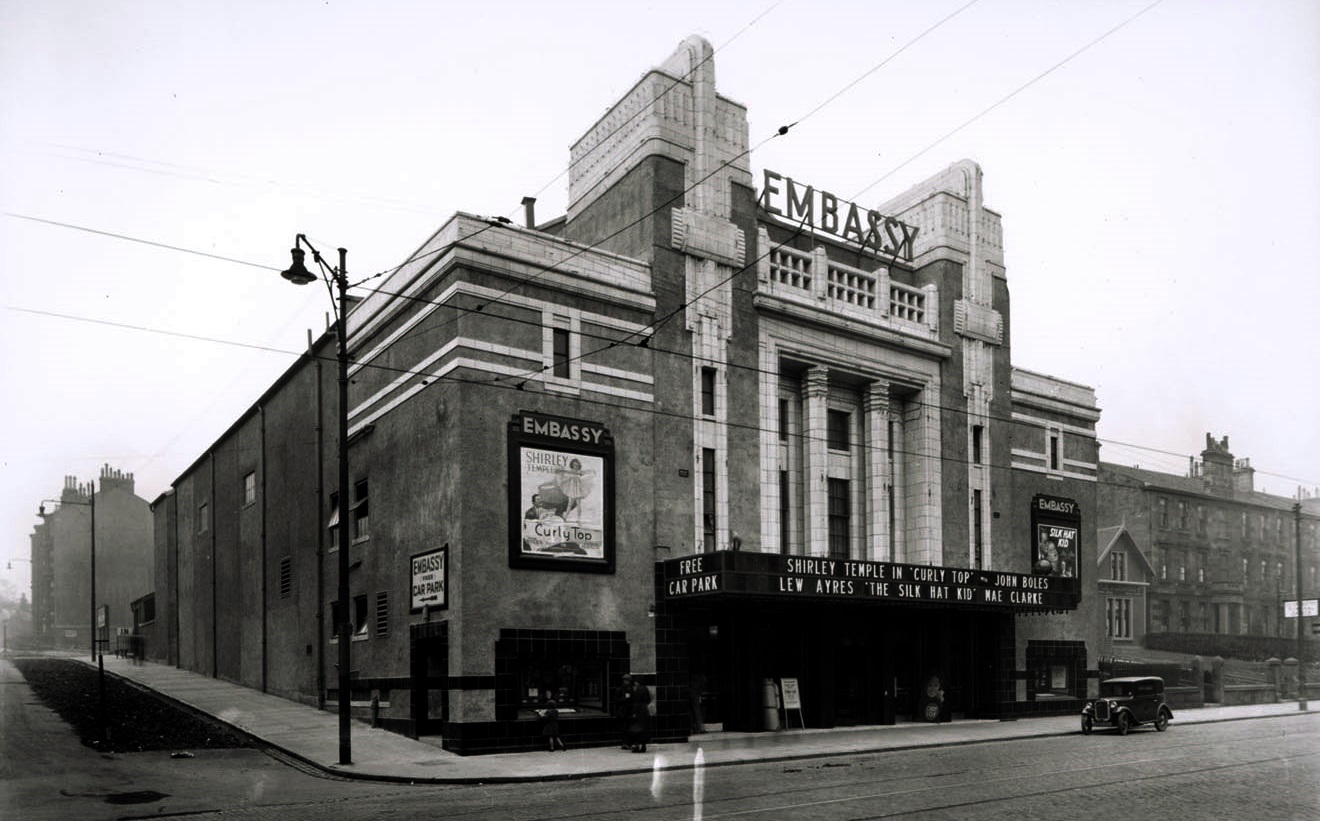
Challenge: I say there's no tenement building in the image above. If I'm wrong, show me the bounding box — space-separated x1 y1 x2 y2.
149 36 1102 754
29 466 153 652
1098 434 1320 652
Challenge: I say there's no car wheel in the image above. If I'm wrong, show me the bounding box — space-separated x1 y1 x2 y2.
1117 712 1131 736
1155 710 1168 732
1081 715 1093 735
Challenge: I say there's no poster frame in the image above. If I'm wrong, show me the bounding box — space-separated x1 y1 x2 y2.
507 411 616 574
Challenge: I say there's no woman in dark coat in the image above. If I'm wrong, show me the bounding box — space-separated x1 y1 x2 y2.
625 679 652 753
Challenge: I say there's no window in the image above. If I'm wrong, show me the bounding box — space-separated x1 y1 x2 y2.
1177 501 1188 529
1197 566 1205 583
972 489 984 570
700 367 716 416
327 493 340 550
353 595 368 639
1178 554 1186 582
827 478 850 559
330 600 343 641
779 470 790 554
1242 512 1248 538
197 502 209 534
552 327 571 379
1197 505 1206 535
1158 498 1168 528
1107 597 1132 639
971 425 984 465
375 591 389 637
701 448 716 552
519 656 605 710
351 479 369 541
1048 429 1061 471
827 410 850 452
777 398 789 442
1260 560 1267 583
1242 557 1249 585
243 471 256 506
1179 601 1190 631
279 557 292 598
1111 551 1127 581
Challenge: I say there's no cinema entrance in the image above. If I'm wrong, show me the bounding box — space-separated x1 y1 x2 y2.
657 551 1080 732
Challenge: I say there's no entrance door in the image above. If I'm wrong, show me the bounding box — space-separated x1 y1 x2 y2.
409 622 448 737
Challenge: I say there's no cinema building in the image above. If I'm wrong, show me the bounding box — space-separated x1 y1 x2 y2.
149 36 1101 754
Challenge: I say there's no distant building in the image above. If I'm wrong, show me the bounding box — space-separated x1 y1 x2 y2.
1098 434 1320 650
29 466 154 651
150 35 1102 754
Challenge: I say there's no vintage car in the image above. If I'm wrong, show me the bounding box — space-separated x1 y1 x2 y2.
1081 676 1173 735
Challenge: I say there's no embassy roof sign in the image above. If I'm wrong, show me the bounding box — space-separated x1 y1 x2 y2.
758 169 920 262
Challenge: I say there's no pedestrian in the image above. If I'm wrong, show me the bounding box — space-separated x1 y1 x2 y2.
614 674 634 749
541 699 566 752
626 678 652 753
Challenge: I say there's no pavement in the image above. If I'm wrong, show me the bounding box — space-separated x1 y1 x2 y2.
26 651 1317 785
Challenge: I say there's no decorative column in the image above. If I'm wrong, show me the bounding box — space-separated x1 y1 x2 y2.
803 367 830 558
864 382 891 562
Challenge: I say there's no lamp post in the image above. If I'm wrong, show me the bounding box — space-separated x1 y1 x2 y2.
280 234 353 765
38 483 96 661
1295 502 1307 710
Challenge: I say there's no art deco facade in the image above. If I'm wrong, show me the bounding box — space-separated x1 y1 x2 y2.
150 36 1103 754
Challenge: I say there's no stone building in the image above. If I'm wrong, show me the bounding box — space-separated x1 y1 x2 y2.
150 36 1102 754
1098 434 1320 650
29 465 153 651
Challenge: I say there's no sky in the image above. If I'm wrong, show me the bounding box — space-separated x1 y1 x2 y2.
2 0 1318 599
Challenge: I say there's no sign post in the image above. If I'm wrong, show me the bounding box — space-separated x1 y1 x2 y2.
779 678 803 729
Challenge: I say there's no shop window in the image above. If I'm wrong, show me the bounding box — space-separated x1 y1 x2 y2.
700 367 716 417
518 657 606 711
351 479 369 541
243 471 256 507
827 478 850 559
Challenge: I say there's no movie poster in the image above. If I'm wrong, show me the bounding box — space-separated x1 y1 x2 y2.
1035 523 1078 578
518 447 605 560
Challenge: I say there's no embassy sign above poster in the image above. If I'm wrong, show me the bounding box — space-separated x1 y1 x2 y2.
758 169 920 262
508 411 615 574
661 551 1080 612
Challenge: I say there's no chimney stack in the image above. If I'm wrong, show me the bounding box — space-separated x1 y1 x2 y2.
521 196 537 229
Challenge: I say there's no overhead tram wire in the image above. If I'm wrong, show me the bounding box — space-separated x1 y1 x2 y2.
11 299 1319 491
849 0 1168 202
10 218 1298 487
369 0 986 360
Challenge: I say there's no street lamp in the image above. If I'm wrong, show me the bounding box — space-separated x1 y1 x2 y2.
279 234 353 765
1294 502 1308 710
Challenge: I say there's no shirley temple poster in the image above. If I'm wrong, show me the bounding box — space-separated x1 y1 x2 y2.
519 447 605 559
